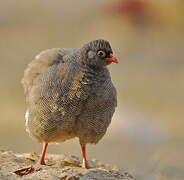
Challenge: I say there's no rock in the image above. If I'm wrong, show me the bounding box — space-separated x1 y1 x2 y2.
0 150 135 180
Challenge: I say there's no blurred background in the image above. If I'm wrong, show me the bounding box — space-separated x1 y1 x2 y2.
0 0 184 179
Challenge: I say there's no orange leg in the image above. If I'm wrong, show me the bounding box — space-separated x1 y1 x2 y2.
81 144 88 168
39 143 48 165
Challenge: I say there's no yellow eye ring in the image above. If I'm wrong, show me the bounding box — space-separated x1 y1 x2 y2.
97 50 106 58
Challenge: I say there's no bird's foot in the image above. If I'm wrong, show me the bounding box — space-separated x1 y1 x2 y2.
38 159 46 165
82 160 88 169
38 142 48 165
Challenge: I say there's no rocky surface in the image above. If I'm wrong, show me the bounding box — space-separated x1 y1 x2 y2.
0 150 135 180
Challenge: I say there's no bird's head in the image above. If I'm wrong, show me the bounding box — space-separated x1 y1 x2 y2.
81 39 119 67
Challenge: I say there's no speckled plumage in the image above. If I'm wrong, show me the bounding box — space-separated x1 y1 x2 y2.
22 39 117 148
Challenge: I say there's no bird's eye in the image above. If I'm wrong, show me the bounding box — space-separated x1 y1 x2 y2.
97 50 106 58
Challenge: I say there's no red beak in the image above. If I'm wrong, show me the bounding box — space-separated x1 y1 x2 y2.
105 54 119 64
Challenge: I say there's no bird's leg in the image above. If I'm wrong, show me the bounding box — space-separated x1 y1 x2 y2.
81 144 88 168
39 142 48 165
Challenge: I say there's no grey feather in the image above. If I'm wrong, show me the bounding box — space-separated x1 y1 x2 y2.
21 39 117 145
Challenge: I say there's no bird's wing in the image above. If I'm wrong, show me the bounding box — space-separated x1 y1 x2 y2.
22 48 89 142
21 48 76 97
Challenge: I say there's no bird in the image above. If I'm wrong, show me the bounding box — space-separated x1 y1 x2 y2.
21 39 118 168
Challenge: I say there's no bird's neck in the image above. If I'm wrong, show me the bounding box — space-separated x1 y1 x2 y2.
81 63 109 85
